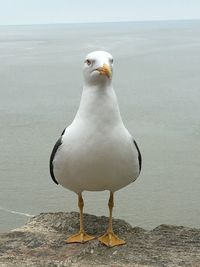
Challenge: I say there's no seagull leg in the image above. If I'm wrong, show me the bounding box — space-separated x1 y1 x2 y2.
98 191 125 247
66 193 95 243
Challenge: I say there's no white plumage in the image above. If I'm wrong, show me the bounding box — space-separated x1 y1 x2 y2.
49 51 141 247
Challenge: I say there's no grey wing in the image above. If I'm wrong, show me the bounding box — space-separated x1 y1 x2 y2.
49 128 66 185
133 139 142 173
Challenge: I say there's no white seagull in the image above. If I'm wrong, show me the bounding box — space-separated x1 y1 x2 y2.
49 51 142 247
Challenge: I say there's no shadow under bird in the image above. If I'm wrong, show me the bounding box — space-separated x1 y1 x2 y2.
49 51 142 247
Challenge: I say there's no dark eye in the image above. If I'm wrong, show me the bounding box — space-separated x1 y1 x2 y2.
85 59 92 66
110 58 114 64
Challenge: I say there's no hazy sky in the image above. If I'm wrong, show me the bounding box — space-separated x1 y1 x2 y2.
0 0 200 25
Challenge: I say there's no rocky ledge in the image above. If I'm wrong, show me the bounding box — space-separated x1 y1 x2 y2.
0 212 200 267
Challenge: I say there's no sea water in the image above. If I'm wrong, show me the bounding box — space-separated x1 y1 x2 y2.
0 20 200 231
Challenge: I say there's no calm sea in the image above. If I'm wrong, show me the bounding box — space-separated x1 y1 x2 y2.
0 21 200 231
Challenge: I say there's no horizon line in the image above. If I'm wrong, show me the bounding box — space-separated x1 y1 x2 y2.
0 18 200 27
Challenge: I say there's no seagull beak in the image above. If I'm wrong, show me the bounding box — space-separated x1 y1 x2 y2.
97 64 112 79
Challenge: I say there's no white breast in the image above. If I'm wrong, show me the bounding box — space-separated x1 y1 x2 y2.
53 86 140 193
53 124 139 193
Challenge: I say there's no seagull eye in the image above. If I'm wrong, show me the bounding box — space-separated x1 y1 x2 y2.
85 59 92 66
110 58 114 64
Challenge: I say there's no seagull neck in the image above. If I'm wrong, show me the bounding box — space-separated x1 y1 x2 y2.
83 83 112 92
75 85 123 125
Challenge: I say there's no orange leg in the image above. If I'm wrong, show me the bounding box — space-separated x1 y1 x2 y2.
66 193 95 243
98 192 125 247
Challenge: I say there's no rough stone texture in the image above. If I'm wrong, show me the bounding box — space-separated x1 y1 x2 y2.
0 212 200 267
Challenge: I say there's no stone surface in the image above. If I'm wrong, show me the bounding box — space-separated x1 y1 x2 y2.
0 212 200 266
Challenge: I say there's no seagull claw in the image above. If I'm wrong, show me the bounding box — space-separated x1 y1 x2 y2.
98 231 125 247
65 231 95 244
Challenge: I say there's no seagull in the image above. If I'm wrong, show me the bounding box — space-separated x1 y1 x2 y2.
49 51 142 247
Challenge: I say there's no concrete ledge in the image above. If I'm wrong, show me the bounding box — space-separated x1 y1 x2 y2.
0 212 200 266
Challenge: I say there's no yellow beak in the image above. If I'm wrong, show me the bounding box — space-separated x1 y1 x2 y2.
97 64 112 79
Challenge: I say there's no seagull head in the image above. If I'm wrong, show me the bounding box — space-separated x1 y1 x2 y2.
83 51 113 87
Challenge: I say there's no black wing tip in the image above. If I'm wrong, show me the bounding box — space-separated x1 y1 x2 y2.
133 139 142 173
49 136 63 185
49 149 59 185
49 128 66 185
50 165 59 185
